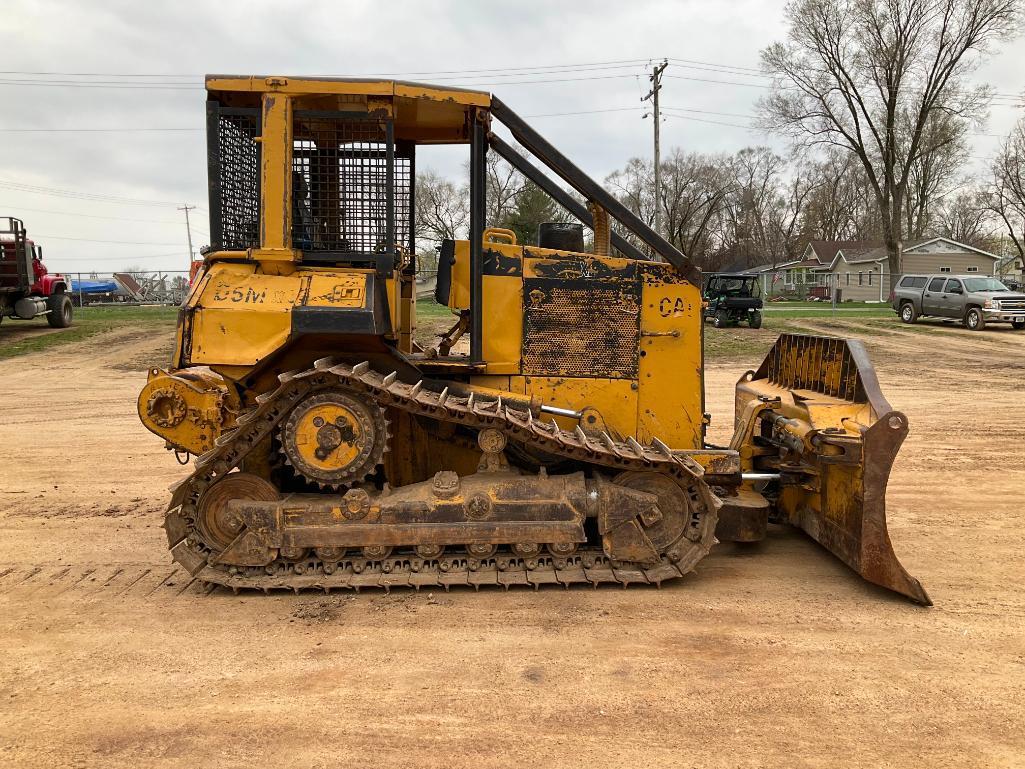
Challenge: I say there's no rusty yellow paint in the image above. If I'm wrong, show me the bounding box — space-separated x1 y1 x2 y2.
483 262 522 374
305 273 368 308
521 252 637 278
289 401 364 473
445 238 522 373
205 76 489 106
188 263 295 366
469 375 512 391
184 264 380 367
511 376 638 437
636 277 704 449
393 82 490 107
397 270 416 354
137 367 238 455
259 92 293 255
447 239 471 311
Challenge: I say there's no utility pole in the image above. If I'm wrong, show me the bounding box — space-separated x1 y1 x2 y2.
642 59 669 255
178 203 196 270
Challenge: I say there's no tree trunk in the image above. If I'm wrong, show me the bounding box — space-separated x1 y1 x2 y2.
881 218 903 295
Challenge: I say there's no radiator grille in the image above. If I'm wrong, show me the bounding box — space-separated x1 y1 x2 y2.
291 114 411 254
212 110 261 251
522 279 640 378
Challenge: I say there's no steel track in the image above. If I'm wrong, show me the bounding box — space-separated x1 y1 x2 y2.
165 358 720 592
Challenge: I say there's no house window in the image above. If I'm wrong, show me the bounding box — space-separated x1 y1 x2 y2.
868 271 873 285
846 273 850 286
939 266 951 273
967 266 979 273
858 272 863 285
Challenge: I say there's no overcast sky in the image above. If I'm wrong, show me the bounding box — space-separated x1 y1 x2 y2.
2 0 1023 274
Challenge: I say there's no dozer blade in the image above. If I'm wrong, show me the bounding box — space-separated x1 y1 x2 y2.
733 334 931 605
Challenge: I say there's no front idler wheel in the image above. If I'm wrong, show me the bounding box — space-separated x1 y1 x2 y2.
195 472 279 552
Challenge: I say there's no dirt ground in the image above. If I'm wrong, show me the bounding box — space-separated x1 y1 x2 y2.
1 321 1024 769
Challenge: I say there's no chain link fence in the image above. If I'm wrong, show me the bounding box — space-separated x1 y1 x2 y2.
67 270 190 307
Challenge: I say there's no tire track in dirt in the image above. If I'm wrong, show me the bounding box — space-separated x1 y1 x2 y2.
1 564 208 600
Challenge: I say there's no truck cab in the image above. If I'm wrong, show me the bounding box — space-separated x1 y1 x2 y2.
893 273 1025 331
0 217 72 328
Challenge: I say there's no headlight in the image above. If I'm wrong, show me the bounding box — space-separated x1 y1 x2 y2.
984 299 995 309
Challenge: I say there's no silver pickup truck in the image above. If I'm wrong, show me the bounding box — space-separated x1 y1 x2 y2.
892 274 1025 330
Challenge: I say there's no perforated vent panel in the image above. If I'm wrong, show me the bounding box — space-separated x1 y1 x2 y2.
522 278 640 378
209 107 261 251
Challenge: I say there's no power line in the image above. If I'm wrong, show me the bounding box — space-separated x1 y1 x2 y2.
464 74 642 87
668 62 771 79
50 250 185 262
0 60 652 79
523 107 643 118
663 113 756 130
662 106 759 119
0 71 201 77
0 127 200 133
0 179 179 207
0 204 186 224
0 80 202 90
34 234 185 245
666 74 770 89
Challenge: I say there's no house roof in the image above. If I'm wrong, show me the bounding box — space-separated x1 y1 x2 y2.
903 237 1000 260
805 240 883 265
817 236 1002 271
833 246 888 267
743 260 803 274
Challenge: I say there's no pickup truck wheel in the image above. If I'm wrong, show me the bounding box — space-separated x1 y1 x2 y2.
712 310 729 328
964 307 985 331
899 302 917 324
1012 319 1025 330
46 293 73 328
749 310 763 329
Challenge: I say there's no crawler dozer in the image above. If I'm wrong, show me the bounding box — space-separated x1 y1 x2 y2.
139 75 929 603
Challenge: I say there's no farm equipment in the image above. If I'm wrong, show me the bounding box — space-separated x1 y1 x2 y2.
703 273 763 328
138 75 929 604
0 217 72 327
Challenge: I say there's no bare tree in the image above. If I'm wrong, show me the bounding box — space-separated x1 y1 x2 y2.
659 150 733 261
719 146 817 265
904 113 971 239
799 149 883 240
414 170 469 246
606 157 657 228
937 189 992 246
760 0 1019 282
985 120 1025 259
485 153 526 225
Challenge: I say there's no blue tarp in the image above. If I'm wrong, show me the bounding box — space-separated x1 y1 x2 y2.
70 279 119 294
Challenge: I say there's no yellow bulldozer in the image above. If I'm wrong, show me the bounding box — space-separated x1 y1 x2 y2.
138 75 929 603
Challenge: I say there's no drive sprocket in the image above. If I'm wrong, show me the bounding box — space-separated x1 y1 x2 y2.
279 388 387 487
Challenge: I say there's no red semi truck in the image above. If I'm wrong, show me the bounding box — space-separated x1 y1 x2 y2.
0 217 72 328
